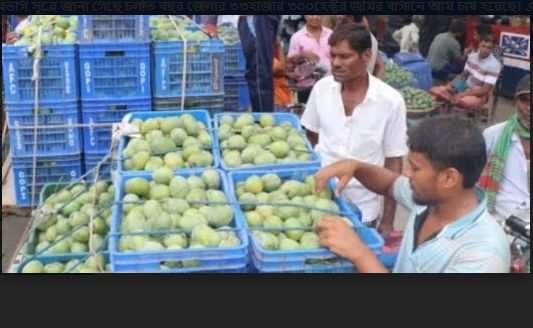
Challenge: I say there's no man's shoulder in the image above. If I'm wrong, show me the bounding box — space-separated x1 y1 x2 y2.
313 75 337 90
291 28 306 40
485 54 502 71
323 26 333 35
483 122 506 142
371 76 405 106
458 212 508 246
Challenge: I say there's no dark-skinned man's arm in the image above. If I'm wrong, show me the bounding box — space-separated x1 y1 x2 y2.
314 159 401 272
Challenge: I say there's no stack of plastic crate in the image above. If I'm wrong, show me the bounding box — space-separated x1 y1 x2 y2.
221 25 250 112
151 27 225 116
2 42 83 207
78 15 152 180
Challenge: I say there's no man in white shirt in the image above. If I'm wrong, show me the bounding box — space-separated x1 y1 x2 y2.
479 74 530 222
335 15 385 80
301 23 408 234
430 34 502 110
393 16 424 53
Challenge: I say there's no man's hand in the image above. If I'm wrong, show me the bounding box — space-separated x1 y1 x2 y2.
314 216 364 262
301 51 320 65
314 159 359 197
377 220 394 237
6 32 19 45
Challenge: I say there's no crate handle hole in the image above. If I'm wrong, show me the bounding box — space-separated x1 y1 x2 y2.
104 51 126 57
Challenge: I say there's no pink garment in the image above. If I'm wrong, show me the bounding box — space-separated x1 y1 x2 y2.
288 25 332 88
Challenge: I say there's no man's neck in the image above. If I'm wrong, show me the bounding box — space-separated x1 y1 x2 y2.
431 189 479 226
342 72 369 93
306 24 322 35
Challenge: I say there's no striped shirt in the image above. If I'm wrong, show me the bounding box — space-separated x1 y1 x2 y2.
392 176 511 273
465 52 502 87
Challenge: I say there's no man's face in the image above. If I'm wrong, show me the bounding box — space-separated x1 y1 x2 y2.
405 152 444 206
516 93 531 130
304 15 322 28
330 40 370 84
478 40 493 59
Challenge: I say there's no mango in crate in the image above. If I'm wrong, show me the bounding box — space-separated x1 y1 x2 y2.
122 115 214 171
14 15 79 46
117 169 241 253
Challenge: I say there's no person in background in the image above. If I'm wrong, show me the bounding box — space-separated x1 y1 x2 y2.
321 15 337 30
479 75 530 222
335 15 385 80
287 15 333 104
314 116 511 273
419 15 457 58
430 34 501 111
301 23 407 235
427 19 467 81
5 15 30 44
237 15 281 113
273 37 293 112
201 15 281 113
392 15 424 53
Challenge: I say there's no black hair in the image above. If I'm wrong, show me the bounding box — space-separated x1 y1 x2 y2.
476 24 491 36
329 22 372 54
407 116 487 189
351 15 365 24
479 34 495 45
450 19 466 34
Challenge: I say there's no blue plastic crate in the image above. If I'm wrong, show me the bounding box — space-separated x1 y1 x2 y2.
227 168 382 273
249 225 382 273
153 40 224 98
117 110 220 175
393 52 424 66
18 253 110 273
224 43 245 77
78 15 150 43
5 100 79 127
227 167 362 227
84 151 113 181
12 153 83 207
378 251 398 269
8 105 82 157
403 61 433 91
81 98 151 153
110 169 249 273
224 78 250 112
2 44 78 104
393 53 433 91
152 95 225 117
213 112 321 171
79 42 151 100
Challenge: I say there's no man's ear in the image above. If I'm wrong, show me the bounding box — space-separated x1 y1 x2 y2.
362 48 372 64
440 168 462 190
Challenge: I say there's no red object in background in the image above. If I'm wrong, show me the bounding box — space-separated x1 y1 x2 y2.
382 230 404 253
465 17 530 49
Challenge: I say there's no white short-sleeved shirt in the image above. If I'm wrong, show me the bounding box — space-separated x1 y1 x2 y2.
301 74 408 222
392 177 511 273
465 52 502 87
483 123 530 221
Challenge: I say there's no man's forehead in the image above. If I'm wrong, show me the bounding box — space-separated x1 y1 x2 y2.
408 151 431 166
331 41 357 54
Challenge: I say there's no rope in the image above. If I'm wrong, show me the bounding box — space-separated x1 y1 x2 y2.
168 15 188 111
30 26 44 209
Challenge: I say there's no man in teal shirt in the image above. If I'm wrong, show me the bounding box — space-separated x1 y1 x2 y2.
314 116 510 273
